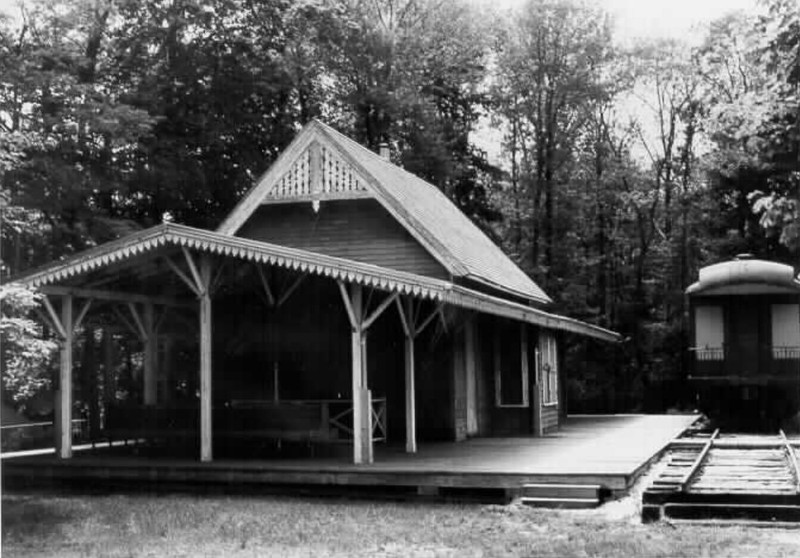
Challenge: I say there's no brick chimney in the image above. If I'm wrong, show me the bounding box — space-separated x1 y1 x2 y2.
378 142 390 160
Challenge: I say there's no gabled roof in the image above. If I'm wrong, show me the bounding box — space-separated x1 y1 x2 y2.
9 223 619 342
217 120 551 305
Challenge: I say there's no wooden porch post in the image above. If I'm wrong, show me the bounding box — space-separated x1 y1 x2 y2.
465 315 478 436
395 297 442 453
199 257 213 462
531 327 544 437
143 302 157 405
56 295 73 459
339 281 387 465
349 285 372 464
403 298 417 453
102 328 115 428
164 248 214 462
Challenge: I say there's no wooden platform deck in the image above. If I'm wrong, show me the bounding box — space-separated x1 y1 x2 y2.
2 414 698 495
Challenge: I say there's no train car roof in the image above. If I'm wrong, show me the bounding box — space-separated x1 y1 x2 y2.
686 257 800 296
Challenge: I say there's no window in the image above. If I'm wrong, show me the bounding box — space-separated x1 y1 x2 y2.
771 304 800 359
494 321 529 407
694 306 724 361
538 332 558 406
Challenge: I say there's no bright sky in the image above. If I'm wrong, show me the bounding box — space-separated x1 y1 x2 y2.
484 0 762 43
0 0 762 43
593 0 760 43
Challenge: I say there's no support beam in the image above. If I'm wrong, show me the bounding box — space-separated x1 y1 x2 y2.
112 306 140 338
341 283 372 464
41 296 67 339
102 328 115 420
276 274 305 307
520 323 530 409
40 285 192 308
73 299 93 332
337 281 357 329
437 305 448 335
127 303 147 341
143 302 157 405
56 295 73 459
256 265 275 307
395 297 410 337
210 261 227 295
199 256 213 462
465 315 478 436
164 256 201 297
362 292 399 331
402 297 417 453
415 302 444 337
532 336 543 437
182 247 204 294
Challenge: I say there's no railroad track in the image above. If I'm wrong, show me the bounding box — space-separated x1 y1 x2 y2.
642 430 800 522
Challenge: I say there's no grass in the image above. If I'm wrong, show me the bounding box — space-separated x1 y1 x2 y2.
3 490 800 558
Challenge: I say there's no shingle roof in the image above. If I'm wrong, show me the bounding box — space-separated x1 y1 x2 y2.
218 120 550 305
316 123 550 304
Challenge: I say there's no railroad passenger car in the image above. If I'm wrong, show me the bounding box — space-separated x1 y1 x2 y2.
687 255 800 430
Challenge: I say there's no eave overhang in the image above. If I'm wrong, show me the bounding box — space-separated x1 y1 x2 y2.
8 223 620 343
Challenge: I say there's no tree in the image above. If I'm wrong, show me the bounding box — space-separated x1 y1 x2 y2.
317 0 501 227
492 0 614 283
0 283 57 410
698 1 800 256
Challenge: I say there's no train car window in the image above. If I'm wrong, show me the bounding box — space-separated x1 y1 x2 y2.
771 304 800 359
695 306 724 361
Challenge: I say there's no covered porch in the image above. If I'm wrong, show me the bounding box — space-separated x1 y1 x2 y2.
10 223 618 466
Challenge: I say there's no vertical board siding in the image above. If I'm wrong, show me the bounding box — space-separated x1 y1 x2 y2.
237 200 448 279
541 405 559 434
452 325 468 441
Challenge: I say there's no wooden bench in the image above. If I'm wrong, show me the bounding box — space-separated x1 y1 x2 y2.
218 400 337 445
104 404 199 446
103 398 386 450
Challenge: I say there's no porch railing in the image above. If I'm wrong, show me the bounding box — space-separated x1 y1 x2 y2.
326 398 387 442
105 399 388 446
691 345 800 361
772 346 800 360
1 419 88 452
223 398 387 443
692 346 724 361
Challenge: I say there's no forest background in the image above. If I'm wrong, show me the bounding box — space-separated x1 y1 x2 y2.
1 0 798 416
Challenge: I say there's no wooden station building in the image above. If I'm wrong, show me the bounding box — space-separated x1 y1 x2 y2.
9 120 619 466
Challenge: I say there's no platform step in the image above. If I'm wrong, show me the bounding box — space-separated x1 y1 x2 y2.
521 496 600 509
663 502 800 522
521 483 602 500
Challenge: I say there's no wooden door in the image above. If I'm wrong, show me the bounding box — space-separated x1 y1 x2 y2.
729 299 760 377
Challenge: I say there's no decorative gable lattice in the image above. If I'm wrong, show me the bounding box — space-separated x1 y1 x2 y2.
264 141 370 204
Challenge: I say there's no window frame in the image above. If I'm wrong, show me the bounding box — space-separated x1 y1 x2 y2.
494 323 530 408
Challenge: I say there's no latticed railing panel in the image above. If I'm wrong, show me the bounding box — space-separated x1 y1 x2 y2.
320 145 367 195
265 144 369 202
269 148 311 199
